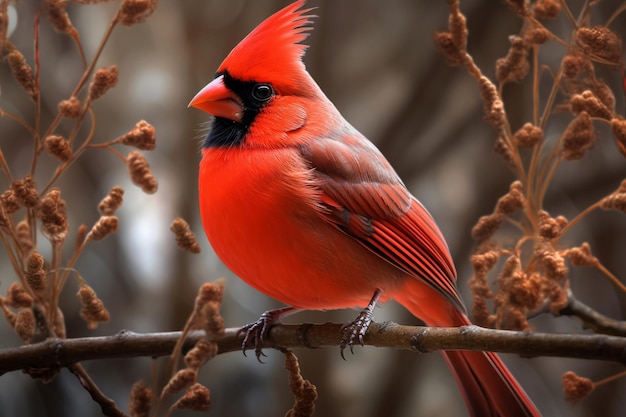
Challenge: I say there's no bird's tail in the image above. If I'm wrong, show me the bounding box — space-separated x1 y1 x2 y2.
391 281 540 417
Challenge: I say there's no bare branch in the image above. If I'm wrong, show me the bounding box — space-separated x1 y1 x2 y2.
1 322 625 376
559 292 626 336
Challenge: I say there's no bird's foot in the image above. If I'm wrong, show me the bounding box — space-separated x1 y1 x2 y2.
239 306 299 362
339 289 382 359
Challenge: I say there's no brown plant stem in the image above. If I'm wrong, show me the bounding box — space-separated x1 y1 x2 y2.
1 322 626 376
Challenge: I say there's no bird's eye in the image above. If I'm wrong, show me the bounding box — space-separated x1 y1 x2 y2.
252 83 274 102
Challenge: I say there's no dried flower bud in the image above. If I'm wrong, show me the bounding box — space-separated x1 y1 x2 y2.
184 339 218 370
612 118 626 157
44 135 73 162
592 79 615 111
570 91 612 120
118 0 158 26
495 181 526 215
26 252 47 292
37 189 68 242
86 215 119 242
58 96 81 119
493 136 516 169
129 381 153 417
508 272 542 309
196 280 225 307
564 243 598 267
479 76 506 129
532 0 561 19
170 217 200 254
1 189 21 213
88 65 118 102
161 369 197 398
496 36 529 84
7 282 33 308
120 120 156 150
535 244 567 281
525 27 550 45
575 26 622 64
7 50 36 100
16 220 34 256
471 212 504 242
127 151 158 194
562 371 594 403
15 308 36 343
538 210 561 240
284 349 317 417
77 285 110 329
560 111 595 161
98 186 124 215
43 0 77 35
600 193 626 213
448 3 467 53
433 31 465 67
12 175 38 208
562 55 584 79
171 383 211 412
513 122 543 147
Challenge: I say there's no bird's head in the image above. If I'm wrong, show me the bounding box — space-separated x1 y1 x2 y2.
189 0 331 149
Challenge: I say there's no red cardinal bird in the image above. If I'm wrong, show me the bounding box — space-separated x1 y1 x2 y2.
189 1 540 416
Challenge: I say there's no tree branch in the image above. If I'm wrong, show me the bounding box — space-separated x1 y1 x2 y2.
1 322 626 376
559 292 626 336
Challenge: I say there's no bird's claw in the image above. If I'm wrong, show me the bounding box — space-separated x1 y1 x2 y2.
339 308 374 360
238 312 276 362
238 307 297 362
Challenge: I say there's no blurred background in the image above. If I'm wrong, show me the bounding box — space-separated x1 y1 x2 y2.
1 0 625 416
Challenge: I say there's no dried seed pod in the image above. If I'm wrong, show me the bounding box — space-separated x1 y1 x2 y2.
6 282 33 308
58 96 81 119
26 252 47 292
570 91 612 120
37 189 68 242
7 50 36 100
15 308 35 343
120 120 156 150
496 35 530 84
129 381 153 417
118 0 158 26
170 217 200 253
88 65 119 102
77 285 110 329
560 111 595 161
127 151 158 194
43 0 77 35
98 186 124 215
532 0 561 19
513 122 543 147
562 371 594 404
86 216 119 242
44 135 73 162
161 369 197 398
575 26 621 64
171 383 211 412
12 175 38 208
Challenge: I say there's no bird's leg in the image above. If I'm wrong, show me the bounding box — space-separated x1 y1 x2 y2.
340 289 382 359
239 306 301 362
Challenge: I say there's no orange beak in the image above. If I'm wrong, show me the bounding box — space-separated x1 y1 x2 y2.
188 75 244 123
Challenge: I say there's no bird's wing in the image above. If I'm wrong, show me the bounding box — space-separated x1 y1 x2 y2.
299 134 464 311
